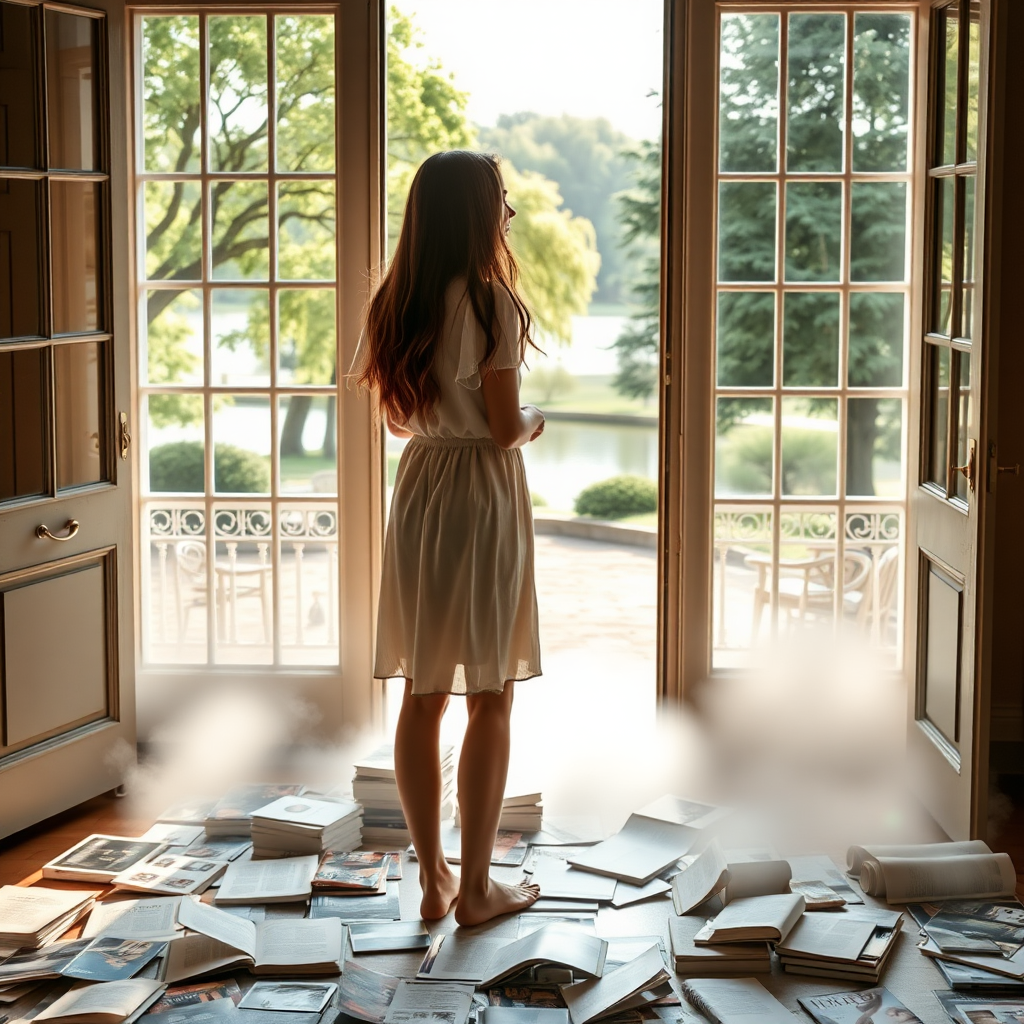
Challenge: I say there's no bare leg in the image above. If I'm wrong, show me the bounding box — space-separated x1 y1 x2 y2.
454 682 539 926
394 679 459 919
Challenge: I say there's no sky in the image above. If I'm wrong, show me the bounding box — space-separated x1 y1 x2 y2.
395 0 665 142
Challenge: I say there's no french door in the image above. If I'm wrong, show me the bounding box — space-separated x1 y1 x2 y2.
0 0 135 838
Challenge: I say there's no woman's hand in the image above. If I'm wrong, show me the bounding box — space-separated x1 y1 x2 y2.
523 405 545 442
482 369 543 449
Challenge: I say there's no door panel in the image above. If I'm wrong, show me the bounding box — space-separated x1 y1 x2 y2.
920 556 963 748
0 0 133 839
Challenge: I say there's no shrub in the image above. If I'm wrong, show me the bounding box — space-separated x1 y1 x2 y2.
574 475 657 519
149 441 270 493
531 492 547 507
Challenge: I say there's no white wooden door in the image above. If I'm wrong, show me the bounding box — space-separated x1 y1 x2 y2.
0 0 134 838
905 0 988 839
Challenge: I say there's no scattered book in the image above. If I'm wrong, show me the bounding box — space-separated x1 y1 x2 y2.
0 940 94 984
478 1010 568 1024
923 903 1024 956
0 887 100 949
929 952 1024 991
610 877 671 909
671 842 790 915
787 854 864 906
680 977 793 1024
309 886 401 923
693 893 805 944
336 961 400 1023
143 1000 237 1024
667 915 771 976
790 880 846 909
559 945 671 1024
166 898 343 980
112 854 228 896
933 990 1024 1023
847 840 1017 903
42 836 167 883
145 980 243 1015
236 982 336 1014
82 897 181 942
485 986 563 1009
567 796 719 886
917 932 1024 981
775 908 903 982
313 851 389 892
34 979 166 1024
59 939 166 983
204 786 305 837
383 981 474 1024
250 797 362 858
528 858 617 902
799 986 918 1024
418 924 608 986
348 921 430 954
213 855 319 905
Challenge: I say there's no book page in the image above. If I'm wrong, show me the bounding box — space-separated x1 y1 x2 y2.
560 945 664 1024
383 981 474 1024
254 919 342 967
671 842 729 914
177 897 256 958
82 898 180 941
215 856 318 903
703 893 805 940
721 858 791 904
776 914 876 960
847 840 990 876
483 927 607 985
567 815 695 885
0 887 98 934
863 852 1016 902
36 980 163 1021
682 978 793 1024
164 934 245 984
417 934 506 982
529 859 616 901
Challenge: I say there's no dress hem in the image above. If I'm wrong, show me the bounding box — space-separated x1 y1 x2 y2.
371 667 543 696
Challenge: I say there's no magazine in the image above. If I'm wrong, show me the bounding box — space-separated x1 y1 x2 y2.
42 836 167 883
383 982 474 1024
336 961 400 1023
798 987 923 1024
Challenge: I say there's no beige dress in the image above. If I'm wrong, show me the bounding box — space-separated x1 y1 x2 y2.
352 278 541 695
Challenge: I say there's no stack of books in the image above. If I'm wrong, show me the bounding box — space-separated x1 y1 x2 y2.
775 908 903 982
312 851 390 893
353 743 454 847
456 790 543 832
250 796 362 857
0 887 100 949
204 784 304 837
668 914 771 975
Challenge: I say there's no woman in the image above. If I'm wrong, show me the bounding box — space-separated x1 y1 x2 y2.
352 150 545 925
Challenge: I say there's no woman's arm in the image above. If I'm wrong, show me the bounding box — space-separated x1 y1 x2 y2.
384 409 414 438
481 367 545 449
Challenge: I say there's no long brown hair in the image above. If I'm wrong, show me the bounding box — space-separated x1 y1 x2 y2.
357 150 534 422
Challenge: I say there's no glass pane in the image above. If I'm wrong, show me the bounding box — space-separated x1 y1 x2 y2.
144 503 207 663
212 289 269 386
54 341 104 489
787 13 845 173
213 505 273 664
212 181 269 281
717 292 773 387
966 6 981 162
955 350 972 502
718 14 779 174
279 289 336 385
785 182 842 282
51 180 101 334
45 11 99 171
927 344 951 488
852 14 911 172
0 3 40 168
783 292 839 387
0 178 43 337
143 289 202 385
781 397 837 496
933 176 955 336
147 393 204 493
849 293 904 387
141 16 200 174
850 182 906 282
280 397 336 494
845 511 902 656
280 508 339 665
718 182 776 283
276 15 335 173
213 396 270 494
716 397 773 497
278 182 336 281
962 175 977 340
145 181 202 281
0 347 47 500
208 16 268 172
940 7 959 167
713 507 772 667
846 397 902 497
779 510 839 629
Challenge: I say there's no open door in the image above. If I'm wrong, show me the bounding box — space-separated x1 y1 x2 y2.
0 0 135 837
906 0 988 840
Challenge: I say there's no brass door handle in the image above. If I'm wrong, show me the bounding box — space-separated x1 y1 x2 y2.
953 439 977 493
36 519 80 542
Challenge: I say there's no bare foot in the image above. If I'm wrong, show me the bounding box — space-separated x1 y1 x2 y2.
454 879 540 927
420 864 460 920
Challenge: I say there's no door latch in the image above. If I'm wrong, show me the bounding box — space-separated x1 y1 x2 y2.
953 438 977 493
120 412 131 461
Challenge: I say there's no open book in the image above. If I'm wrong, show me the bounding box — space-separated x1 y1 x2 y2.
213 855 318 904
417 924 607 986
0 887 100 948
847 841 1016 902
671 842 791 914
41 836 166 883
112 854 227 896
165 897 342 979
34 980 165 1024
558 944 670 1024
694 893 805 944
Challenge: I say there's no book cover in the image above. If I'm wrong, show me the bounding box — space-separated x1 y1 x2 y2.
799 987 922 1024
